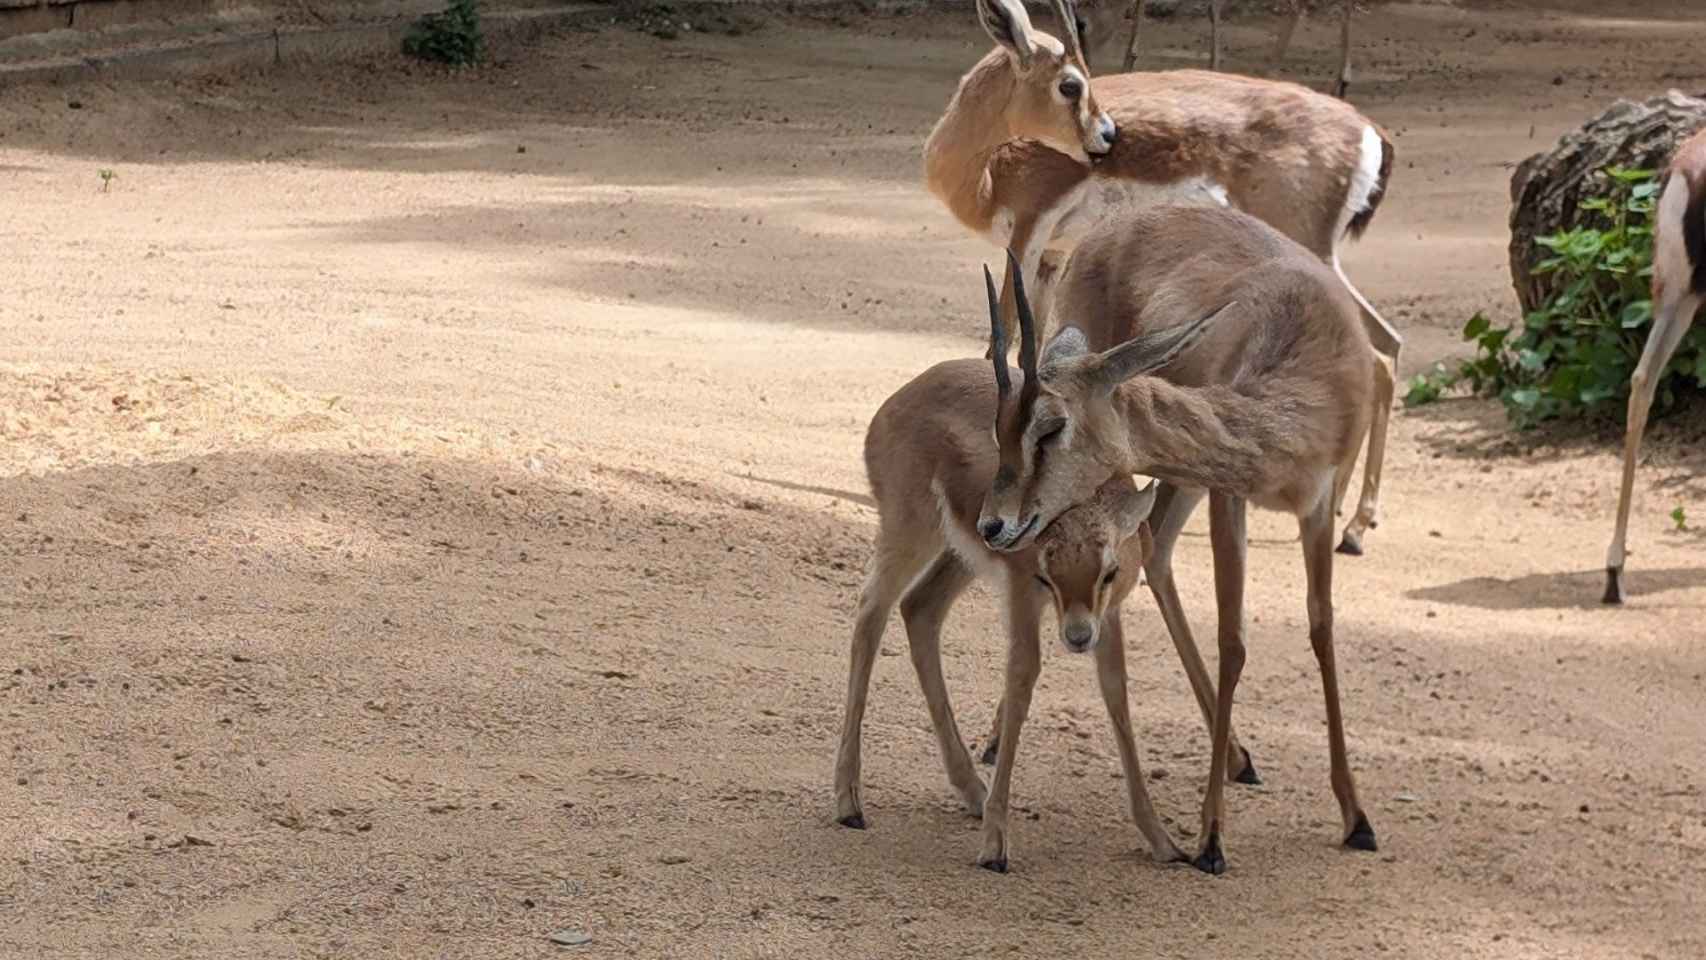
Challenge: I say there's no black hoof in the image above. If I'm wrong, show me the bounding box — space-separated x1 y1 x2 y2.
1602 567 1625 605
1335 534 1363 556
1344 812 1377 852
978 856 1008 874
1233 748 1262 786
837 813 866 830
979 737 1000 766
1192 832 1226 875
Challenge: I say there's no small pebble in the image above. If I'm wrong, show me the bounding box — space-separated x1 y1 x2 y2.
659 853 692 865
550 930 593 947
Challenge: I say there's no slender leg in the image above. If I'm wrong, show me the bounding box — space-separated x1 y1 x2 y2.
978 578 1043 872
1121 0 1145 72
1271 1 1303 68
1144 483 1259 784
1208 0 1223 71
1337 351 1396 555
1334 272 1403 557
1301 490 1376 850
1096 608 1187 863
1331 451 1356 524
1193 493 1247 875
899 552 987 815
1606 293 1700 603
1333 0 1353 98
834 543 931 829
979 699 1004 766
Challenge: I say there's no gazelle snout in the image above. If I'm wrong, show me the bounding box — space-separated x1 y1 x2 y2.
1060 613 1097 653
1087 112 1117 156
977 511 1039 551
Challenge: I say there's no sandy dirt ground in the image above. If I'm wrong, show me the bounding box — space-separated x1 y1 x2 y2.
3 1 1706 957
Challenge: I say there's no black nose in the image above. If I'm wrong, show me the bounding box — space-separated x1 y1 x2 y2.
979 519 1006 543
1064 623 1094 650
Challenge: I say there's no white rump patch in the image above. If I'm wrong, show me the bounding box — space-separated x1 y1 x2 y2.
1335 124 1385 243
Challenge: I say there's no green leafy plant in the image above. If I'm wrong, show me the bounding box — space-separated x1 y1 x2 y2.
1672 505 1688 532
1406 167 1706 428
403 0 483 66
98 168 116 193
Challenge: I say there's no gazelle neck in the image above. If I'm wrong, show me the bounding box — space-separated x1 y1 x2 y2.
924 50 1019 234
1114 379 1271 496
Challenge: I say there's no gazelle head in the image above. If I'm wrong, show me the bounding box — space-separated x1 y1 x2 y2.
976 253 1229 551
975 0 1118 159
1030 476 1156 653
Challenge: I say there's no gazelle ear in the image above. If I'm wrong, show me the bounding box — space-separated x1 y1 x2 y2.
1040 326 1088 371
1091 301 1236 390
1136 521 1155 568
1111 478 1159 540
976 0 1039 70
1047 0 1088 65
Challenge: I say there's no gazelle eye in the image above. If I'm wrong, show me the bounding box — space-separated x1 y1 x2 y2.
1058 77 1083 100
1102 567 1119 586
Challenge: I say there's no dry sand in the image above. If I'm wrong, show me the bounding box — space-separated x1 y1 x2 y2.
2 1 1705 957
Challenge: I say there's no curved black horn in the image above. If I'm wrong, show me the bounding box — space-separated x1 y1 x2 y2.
984 264 1011 398
1006 249 1039 381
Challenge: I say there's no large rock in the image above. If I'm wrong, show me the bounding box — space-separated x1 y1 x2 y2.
1508 89 1706 315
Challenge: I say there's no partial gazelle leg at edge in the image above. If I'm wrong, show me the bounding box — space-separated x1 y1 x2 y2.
1333 0 1353 99
899 552 989 816
1193 493 1249 875
1271 0 1303 68
978 700 1004 766
1096 610 1188 863
1301 490 1376 850
1145 482 1260 784
1207 0 1223 71
834 545 933 829
1120 0 1146 72
1605 292 1701 603
978 581 1044 873
1336 291 1403 556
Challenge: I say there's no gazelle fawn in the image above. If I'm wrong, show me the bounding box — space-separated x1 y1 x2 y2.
1605 126 1706 604
977 204 1377 874
834 267 1210 871
930 0 1399 556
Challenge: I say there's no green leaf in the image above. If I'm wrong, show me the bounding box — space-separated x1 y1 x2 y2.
1579 382 1619 406
1606 166 1656 183
1620 300 1653 329
1403 376 1440 408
